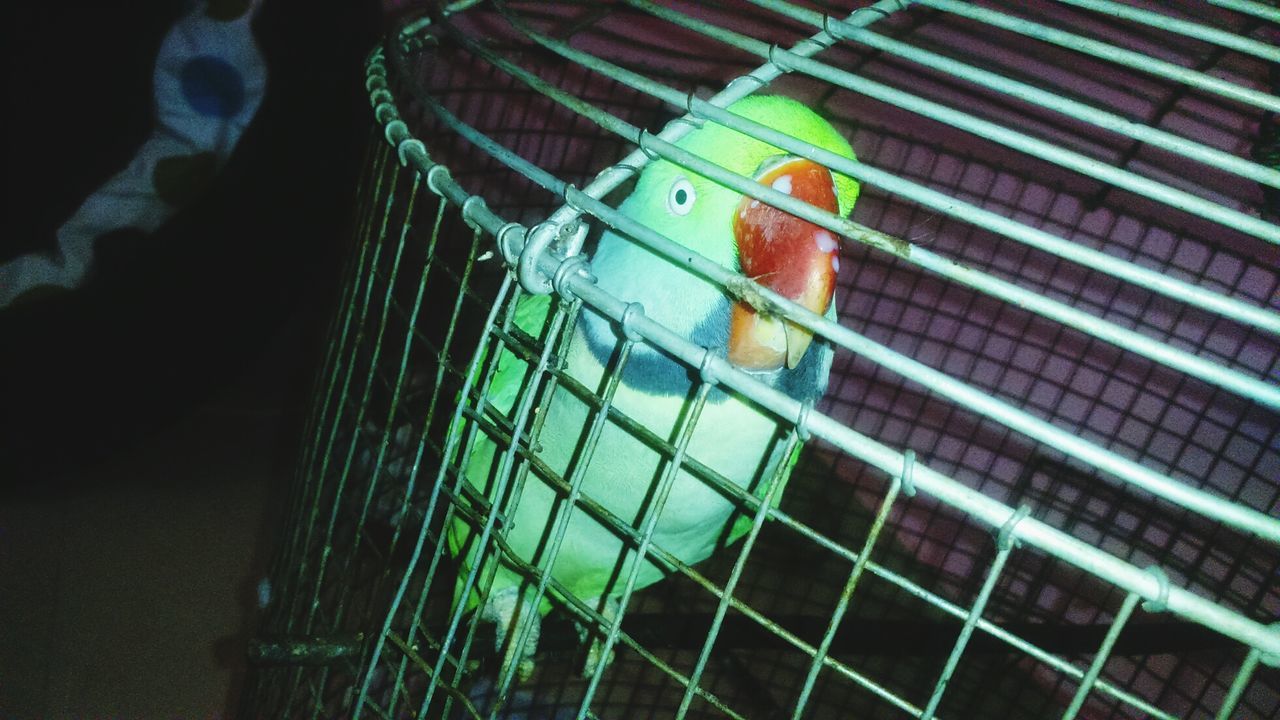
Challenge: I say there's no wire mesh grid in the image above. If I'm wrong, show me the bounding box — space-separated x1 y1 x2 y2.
240 1 1280 718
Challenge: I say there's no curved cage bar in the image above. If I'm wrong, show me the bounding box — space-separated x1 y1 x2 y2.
242 2 1279 718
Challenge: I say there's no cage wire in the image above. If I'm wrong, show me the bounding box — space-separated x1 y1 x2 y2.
240 1 1280 718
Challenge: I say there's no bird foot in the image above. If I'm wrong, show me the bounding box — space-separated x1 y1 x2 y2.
480 588 541 683
578 595 621 677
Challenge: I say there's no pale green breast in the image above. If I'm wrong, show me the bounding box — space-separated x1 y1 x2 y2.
460 301 793 606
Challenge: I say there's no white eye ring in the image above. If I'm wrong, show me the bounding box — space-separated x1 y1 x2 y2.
667 176 696 216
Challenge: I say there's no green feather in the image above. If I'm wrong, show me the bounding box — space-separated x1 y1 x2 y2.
449 291 555 612
450 95 858 672
685 95 860 216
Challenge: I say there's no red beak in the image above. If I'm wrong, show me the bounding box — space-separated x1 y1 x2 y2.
728 157 840 371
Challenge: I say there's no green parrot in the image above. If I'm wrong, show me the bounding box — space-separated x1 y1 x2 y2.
450 95 859 680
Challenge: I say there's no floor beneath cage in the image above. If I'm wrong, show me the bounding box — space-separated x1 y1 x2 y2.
0 327 301 719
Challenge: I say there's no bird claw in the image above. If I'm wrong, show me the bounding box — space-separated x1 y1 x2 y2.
584 638 615 678
514 657 536 683
578 596 621 677
481 588 541 683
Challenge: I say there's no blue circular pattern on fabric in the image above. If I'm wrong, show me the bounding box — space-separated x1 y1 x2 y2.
180 55 245 118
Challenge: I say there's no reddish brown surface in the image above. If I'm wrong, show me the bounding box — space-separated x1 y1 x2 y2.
729 157 839 370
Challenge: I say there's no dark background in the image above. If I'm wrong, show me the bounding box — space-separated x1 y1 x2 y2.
2 1 383 716
2 0 381 480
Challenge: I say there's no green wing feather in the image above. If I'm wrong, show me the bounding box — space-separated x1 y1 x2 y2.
452 95 857 623
478 291 556 418
449 290 555 610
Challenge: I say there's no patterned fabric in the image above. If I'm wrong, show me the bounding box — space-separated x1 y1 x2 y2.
0 0 265 308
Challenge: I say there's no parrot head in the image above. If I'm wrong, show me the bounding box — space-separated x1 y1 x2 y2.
585 95 859 394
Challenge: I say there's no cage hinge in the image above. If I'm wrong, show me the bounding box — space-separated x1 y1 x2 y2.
517 219 589 295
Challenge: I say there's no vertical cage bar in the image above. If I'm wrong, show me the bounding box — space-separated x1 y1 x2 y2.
446 304 586 717
304 170 421 634
575 379 717 719
1214 645 1265 720
489 334 637 708
675 427 804 718
380 221 486 569
791 473 906 719
355 195 449 720
919 507 1027 720
353 272 517 717
473 302 585 709
380 226 489 720
284 144 397 630
295 131 390 495
333 194 448 621
306 172 424 720
422 298 570 712
281 152 411 719
270 136 392 632
1061 591 1143 720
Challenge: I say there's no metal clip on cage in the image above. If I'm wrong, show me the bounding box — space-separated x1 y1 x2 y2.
242 2 1280 719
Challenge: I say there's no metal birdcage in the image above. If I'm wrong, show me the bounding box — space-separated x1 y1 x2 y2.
240 1 1280 718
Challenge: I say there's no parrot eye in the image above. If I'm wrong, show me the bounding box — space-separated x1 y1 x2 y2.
667 177 696 216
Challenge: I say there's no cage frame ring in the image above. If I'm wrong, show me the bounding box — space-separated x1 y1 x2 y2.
900 448 917 497
620 302 647 343
496 222 525 268
697 347 719 386
551 254 593 302
996 504 1033 552
795 400 815 442
1142 564 1171 614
